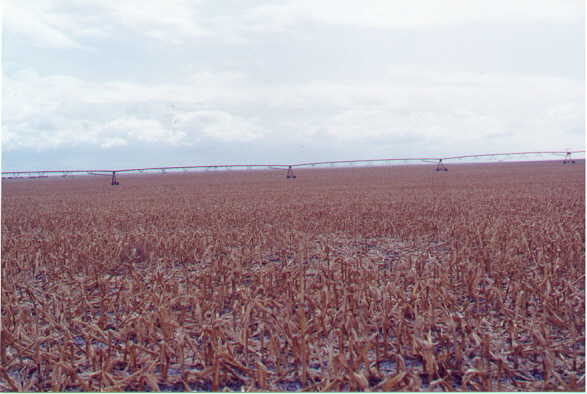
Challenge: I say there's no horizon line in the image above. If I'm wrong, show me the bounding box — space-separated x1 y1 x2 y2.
2 149 585 175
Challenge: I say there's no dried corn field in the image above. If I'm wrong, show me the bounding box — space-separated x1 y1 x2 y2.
1 161 585 391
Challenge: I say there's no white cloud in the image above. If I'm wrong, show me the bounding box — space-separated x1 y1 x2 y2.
102 117 187 146
2 68 269 151
5 64 582 157
89 0 209 44
4 0 208 49
5 0 581 56
245 0 582 31
4 0 94 49
2 0 583 172
100 138 128 149
261 67 584 155
3 0 584 166
175 110 264 142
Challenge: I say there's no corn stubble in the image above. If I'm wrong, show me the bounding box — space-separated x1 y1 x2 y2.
1 162 584 391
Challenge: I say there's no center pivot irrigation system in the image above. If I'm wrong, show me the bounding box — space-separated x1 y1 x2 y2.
2 150 584 185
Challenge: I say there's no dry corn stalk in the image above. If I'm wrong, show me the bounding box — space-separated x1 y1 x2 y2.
1 162 584 391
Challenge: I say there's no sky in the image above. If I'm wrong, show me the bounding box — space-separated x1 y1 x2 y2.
2 0 585 171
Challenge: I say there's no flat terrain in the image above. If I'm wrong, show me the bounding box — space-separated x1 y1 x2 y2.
1 161 585 391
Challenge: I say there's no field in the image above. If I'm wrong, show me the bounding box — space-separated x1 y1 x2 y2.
1 161 585 391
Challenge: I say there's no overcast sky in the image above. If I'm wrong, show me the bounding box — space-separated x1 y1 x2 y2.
2 0 585 171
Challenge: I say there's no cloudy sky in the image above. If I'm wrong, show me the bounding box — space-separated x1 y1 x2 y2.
2 0 584 171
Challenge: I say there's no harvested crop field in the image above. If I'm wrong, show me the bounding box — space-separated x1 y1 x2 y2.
1 161 585 391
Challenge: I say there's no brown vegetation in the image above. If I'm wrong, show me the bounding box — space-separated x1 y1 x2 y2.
1 161 584 391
